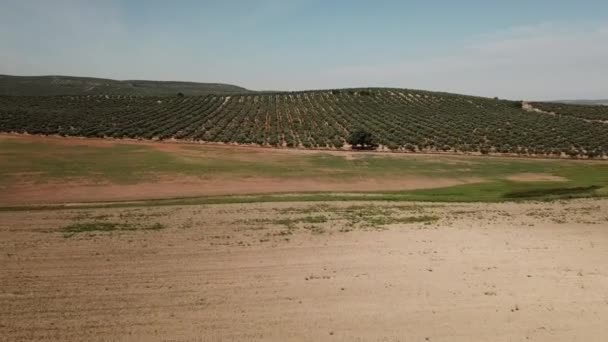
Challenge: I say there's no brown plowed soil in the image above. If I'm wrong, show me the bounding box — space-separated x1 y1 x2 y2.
2 199 608 341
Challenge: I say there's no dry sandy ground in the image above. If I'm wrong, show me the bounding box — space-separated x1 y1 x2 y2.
505 173 567 182
1 199 608 341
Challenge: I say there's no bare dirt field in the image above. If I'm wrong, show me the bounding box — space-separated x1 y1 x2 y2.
2 199 608 341
506 173 568 182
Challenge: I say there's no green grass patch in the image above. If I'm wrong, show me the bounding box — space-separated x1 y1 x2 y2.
363 215 439 226
235 203 439 235
5 137 607 186
3 181 608 214
238 215 328 230
399 181 605 202
503 185 602 199
286 215 329 224
61 221 164 237
2 136 608 208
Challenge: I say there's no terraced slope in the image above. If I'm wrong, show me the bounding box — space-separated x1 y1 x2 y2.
0 74 249 96
1 88 607 158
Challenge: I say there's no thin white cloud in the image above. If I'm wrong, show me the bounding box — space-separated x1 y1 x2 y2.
319 22 608 100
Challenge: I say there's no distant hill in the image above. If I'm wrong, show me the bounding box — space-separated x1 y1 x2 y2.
0 74 250 96
552 99 608 106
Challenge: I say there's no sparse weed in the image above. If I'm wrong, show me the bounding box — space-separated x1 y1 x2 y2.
62 221 165 238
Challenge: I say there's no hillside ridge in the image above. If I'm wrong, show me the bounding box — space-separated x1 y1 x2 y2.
0 74 250 96
552 99 608 106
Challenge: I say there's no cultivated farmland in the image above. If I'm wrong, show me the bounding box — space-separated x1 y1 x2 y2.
1 88 608 158
530 101 608 122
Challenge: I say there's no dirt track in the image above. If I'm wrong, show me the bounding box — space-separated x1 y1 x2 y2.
2 199 608 341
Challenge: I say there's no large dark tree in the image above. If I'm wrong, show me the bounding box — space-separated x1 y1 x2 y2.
347 129 377 150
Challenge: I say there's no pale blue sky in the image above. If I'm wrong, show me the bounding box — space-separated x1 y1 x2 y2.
1 0 607 100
